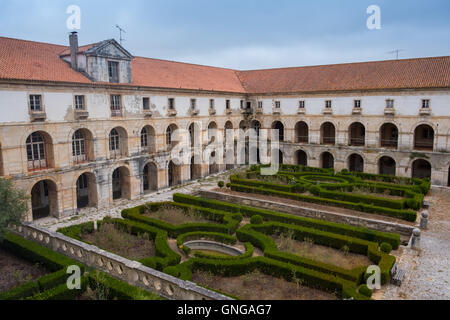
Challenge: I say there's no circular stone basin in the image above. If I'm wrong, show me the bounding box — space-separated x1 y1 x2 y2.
183 240 244 256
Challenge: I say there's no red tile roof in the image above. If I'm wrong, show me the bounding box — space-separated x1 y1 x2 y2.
0 37 91 84
1 36 449 93
236 57 450 93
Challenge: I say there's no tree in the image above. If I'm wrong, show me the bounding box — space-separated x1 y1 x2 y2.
0 178 28 241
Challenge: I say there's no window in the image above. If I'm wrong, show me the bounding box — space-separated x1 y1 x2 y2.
258 101 263 109
109 129 120 151
143 97 150 110
325 100 332 109
75 95 85 110
26 132 46 169
168 98 175 110
422 99 430 109
226 100 230 109
166 127 173 146
275 101 281 108
354 100 361 108
210 99 215 109
29 95 42 111
110 95 121 117
190 99 197 110
240 100 244 109
386 99 394 108
108 61 119 83
299 101 305 109
141 127 148 147
72 131 86 162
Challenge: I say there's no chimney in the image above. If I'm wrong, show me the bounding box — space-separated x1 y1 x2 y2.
69 32 79 70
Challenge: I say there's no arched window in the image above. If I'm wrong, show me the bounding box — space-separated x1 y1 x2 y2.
26 132 47 170
166 126 173 147
72 130 86 163
109 129 120 151
414 124 434 151
141 127 148 147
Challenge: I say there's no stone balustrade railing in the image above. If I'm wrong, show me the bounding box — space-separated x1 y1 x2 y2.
10 223 232 300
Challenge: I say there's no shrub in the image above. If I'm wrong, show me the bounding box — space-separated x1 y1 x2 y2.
358 284 372 298
0 280 39 300
226 183 231 188
380 242 392 254
250 215 263 225
218 181 225 188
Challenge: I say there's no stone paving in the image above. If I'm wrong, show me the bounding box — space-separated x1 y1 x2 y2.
381 187 450 300
34 169 241 232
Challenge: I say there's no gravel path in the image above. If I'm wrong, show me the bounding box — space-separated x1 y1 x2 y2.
381 187 450 300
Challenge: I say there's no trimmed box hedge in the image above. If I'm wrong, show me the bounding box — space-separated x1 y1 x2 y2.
173 193 401 249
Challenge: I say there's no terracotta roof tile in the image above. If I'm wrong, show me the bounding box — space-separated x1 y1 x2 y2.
1 36 449 93
236 57 450 93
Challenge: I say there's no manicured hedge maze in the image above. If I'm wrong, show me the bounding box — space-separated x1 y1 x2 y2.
58 191 404 300
228 164 430 222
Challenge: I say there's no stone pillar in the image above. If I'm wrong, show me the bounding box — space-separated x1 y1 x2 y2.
420 211 429 229
411 228 421 249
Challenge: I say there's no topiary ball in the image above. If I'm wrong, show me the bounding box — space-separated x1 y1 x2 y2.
226 183 231 188
218 181 225 188
250 215 263 225
380 242 393 254
358 284 373 298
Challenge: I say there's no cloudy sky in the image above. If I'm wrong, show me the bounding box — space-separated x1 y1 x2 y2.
1 0 449 69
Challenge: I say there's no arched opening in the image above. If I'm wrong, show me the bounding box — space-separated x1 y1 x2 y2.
348 154 364 172
72 129 94 164
141 125 156 153
26 131 54 171
380 123 398 148
224 121 234 170
249 147 260 164
31 180 58 220
295 150 307 166
76 172 97 209
143 162 158 193
166 124 179 150
239 120 247 131
208 122 218 144
188 123 201 148
190 155 202 180
412 159 432 179
320 152 334 169
168 161 181 187
109 127 128 158
379 156 396 176
295 121 309 143
209 151 219 174
112 167 131 200
251 120 261 137
321 122 335 145
271 121 284 142
271 149 283 165
349 122 365 146
414 124 434 151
